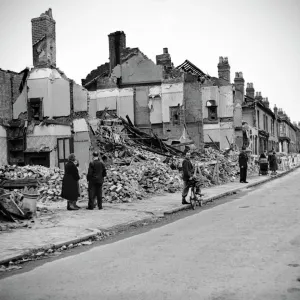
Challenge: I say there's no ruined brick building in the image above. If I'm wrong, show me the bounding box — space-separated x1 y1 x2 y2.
0 9 90 170
82 31 204 149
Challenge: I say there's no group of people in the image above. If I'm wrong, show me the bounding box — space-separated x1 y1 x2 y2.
259 149 279 175
238 147 279 183
61 152 107 211
60 147 280 209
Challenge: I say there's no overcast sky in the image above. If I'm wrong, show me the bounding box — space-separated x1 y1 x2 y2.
0 0 299 123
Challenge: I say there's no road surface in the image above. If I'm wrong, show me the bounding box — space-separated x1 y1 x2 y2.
1 169 300 300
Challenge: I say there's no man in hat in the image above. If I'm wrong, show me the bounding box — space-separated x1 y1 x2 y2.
239 146 249 183
87 151 107 210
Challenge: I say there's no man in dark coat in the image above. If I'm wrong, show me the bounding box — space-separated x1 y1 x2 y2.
182 152 194 205
87 151 107 210
61 153 80 210
239 146 248 183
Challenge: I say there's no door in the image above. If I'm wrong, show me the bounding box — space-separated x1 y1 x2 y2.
57 137 74 170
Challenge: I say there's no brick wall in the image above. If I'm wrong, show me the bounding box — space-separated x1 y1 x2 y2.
0 70 23 120
108 31 126 73
31 13 56 68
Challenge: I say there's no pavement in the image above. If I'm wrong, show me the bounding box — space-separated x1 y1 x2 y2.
0 165 299 265
1 166 300 299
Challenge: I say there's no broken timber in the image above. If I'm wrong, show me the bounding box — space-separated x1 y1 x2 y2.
120 115 184 156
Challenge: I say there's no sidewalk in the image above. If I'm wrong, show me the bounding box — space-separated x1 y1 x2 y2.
0 166 299 265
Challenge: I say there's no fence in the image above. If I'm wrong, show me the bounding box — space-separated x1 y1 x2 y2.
278 154 300 171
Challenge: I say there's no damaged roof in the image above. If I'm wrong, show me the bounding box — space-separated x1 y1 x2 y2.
176 59 210 78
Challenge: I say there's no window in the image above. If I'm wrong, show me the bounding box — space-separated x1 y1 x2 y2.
257 111 260 129
206 100 218 121
28 98 43 121
170 106 181 125
271 119 274 135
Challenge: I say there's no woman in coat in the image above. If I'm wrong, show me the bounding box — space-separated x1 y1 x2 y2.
61 154 80 210
269 151 278 175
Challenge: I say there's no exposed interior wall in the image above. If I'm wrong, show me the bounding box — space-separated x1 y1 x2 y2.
135 86 150 126
88 91 97 118
0 125 7 166
117 52 163 85
220 123 234 148
89 88 134 121
13 86 27 119
201 86 219 119
219 86 234 117
73 83 88 112
184 82 203 148
161 83 184 122
203 124 220 144
74 131 90 173
149 86 162 124
52 78 70 116
25 69 71 118
27 125 71 168
117 88 134 121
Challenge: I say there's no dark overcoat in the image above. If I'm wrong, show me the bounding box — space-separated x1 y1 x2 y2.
239 152 248 167
87 159 107 184
61 161 80 201
182 158 194 181
269 154 278 171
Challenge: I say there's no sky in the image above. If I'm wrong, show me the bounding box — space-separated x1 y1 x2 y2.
0 0 300 123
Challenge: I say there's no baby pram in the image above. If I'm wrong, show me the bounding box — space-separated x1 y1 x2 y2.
259 158 268 175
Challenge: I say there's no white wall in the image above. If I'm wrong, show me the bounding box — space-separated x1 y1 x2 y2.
73 83 88 112
161 83 184 123
88 88 134 121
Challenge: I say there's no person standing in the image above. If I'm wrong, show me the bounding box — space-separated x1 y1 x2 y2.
61 153 80 210
86 151 107 210
182 152 194 205
239 146 248 183
269 151 278 175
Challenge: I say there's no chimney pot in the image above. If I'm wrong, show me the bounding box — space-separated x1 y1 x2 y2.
239 72 243 78
219 56 223 63
224 57 228 63
163 48 168 54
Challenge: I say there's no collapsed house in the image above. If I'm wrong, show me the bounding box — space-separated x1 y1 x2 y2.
82 32 204 150
0 9 90 172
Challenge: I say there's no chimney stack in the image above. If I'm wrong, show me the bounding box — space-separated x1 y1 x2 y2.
156 48 172 70
255 91 263 101
31 8 56 68
246 82 255 98
264 97 269 108
218 56 230 82
233 71 245 149
108 31 126 73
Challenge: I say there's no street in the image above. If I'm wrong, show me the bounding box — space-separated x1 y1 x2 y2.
0 169 300 300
